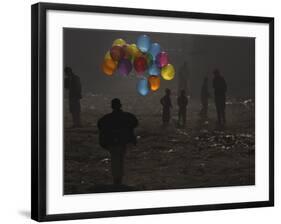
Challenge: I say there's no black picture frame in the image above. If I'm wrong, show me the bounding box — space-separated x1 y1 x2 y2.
31 2 274 222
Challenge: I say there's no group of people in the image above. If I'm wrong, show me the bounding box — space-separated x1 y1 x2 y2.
160 68 227 127
160 88 188 127
64 66 227 186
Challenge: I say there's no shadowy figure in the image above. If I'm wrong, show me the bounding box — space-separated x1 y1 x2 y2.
160 88 173 126
212 69 227 126
97 99 138 185
200 76 210 119
177 90 188 127
64 67 82 128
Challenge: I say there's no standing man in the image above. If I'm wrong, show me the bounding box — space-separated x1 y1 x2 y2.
97 98 138 185
160 88 173 126
64 67 82 128
177 90 188 127
200 76 209 119
212 69 227 126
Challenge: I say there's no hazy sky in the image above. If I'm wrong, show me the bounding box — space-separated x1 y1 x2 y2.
63 28 255 98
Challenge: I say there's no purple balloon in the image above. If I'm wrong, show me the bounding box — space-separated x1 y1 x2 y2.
118 59 132 76
156 51 169 68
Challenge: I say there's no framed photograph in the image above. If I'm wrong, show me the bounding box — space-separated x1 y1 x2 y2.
31 2 274 222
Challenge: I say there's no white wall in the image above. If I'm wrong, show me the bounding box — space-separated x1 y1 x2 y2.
0 0 280 223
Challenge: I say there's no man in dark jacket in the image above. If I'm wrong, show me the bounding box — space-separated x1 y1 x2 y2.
64 67 82 127
212 69 227 125
177 90 188 127
97 98 138 185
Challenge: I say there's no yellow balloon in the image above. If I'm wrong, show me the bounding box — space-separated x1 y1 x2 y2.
128 44 142 58
104 51 112 60
112 38 126 46
161 64 175 80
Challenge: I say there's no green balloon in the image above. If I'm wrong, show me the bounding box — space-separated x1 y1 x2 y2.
146 53 153 67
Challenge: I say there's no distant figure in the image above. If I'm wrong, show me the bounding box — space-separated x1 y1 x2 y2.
97 99 138 185
200 76 210 119
160 88 173 125
212 69 227 125
64 67 82 127
177 90 188 127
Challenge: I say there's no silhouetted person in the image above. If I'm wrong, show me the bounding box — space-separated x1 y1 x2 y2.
212 69 227 125
64 67 82 127
200 76 210 119
177 90 188 127
97 99 138 185
160 88 172 125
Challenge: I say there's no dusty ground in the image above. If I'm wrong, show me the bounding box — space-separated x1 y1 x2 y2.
64 93 255 194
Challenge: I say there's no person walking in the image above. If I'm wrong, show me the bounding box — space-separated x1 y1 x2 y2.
97 98 138 185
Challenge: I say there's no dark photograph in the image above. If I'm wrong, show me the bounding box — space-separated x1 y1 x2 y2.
63 28 255 195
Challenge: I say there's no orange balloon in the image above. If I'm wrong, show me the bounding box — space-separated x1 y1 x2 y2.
105 58 117 70
102 64 114 76
148 75 160 91
102 58 117 76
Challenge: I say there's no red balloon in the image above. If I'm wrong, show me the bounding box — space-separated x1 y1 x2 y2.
134 56 147 74
110 45 124 61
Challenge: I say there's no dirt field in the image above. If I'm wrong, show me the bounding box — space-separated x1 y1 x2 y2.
64 93 255 194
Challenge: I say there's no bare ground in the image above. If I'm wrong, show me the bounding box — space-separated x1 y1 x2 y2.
64 93 255 194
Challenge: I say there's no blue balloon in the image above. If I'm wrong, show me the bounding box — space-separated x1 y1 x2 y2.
137 77 149 96
148 63 160 76
137 35 151 53
148 43 161 60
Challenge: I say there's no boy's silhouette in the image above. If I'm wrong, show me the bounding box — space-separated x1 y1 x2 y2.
97 98 138 185
160 88 173 125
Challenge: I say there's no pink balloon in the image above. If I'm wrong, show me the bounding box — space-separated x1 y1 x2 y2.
156 51 169 68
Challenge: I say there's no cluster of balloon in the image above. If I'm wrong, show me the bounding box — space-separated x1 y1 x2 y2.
101 35 175 96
